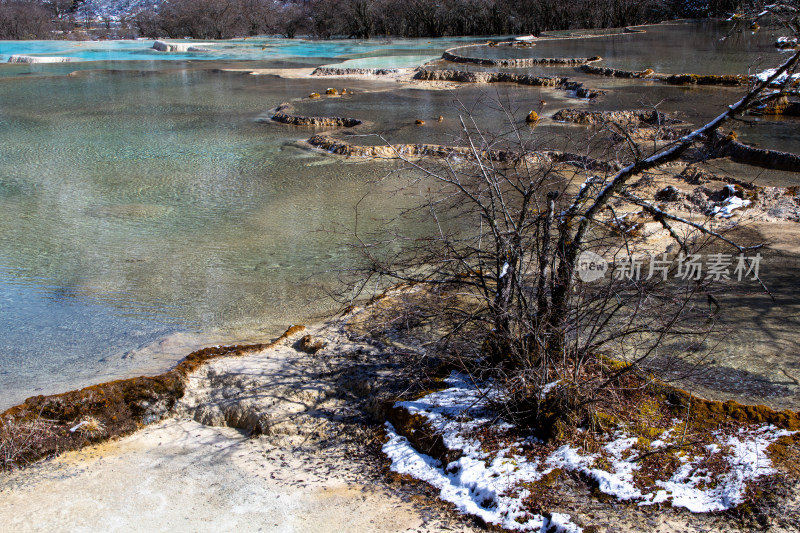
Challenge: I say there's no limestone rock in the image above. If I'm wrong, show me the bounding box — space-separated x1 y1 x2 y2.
655 185 681 202
268 102 361 127
310 67 400 76
8 55 74 64
152 41 212 53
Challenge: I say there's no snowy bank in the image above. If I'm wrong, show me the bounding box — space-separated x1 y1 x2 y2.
383 373 797 531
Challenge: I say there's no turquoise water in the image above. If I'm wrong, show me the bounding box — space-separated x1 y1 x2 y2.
0 36 480 63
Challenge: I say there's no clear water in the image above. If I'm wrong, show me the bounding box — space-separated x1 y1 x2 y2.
0 67 430 408
465 21 784 75
0 24 798 411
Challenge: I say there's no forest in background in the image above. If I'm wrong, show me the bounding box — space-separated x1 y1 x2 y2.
0 0 747 40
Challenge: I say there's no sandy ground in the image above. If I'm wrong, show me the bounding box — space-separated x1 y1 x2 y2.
0 420 428 533
0 325 476 533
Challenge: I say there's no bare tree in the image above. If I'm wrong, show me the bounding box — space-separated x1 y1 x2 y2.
0 0 53 39
343 48 800 433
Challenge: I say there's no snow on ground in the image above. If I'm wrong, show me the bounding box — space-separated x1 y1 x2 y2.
383 373 795 531
80 0 160 22
384 374 580 532
711 196 751 218
756 68 800 83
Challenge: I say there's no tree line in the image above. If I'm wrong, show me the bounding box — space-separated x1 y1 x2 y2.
0 0 747 40
136 0 744 39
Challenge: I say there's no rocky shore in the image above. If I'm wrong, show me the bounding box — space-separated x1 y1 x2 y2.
0 319 481 532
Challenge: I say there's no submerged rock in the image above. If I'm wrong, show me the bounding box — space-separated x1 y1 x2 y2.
711 130 800 172
580 64 748 86
552 108 689 141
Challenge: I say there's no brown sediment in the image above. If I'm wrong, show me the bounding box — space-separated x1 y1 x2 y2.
579 64 654 79
385 405 460 466
441 47 601 68
306 133 620 172
265 103 362 128
552 108 690 141
552 108 683 127
412 68 604 99
709 130 800 172
659 73 748 86
0 324 306 470
579 64 748 86
752 94 800 116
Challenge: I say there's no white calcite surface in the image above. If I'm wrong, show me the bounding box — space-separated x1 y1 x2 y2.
7 55 75 64
152 40 212 52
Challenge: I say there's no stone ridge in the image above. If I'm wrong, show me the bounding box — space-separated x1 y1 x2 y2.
441 48 600 67
306 133 620 172
710 131 800 172
265 103 363 128
311 67 401 76
580 64 749 86
412 69 604 99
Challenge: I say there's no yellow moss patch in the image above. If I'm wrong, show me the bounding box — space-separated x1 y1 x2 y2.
767 434 800 476
520 468 566 513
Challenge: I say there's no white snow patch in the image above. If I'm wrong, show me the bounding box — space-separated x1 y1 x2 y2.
711 196 750 218
384 373 581 532
384 423 580 532
499 262 510 279
755 68 800 83
384 372 796 523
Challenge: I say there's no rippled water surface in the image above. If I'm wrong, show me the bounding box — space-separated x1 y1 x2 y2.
0 23 798 410
0 66 426 407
